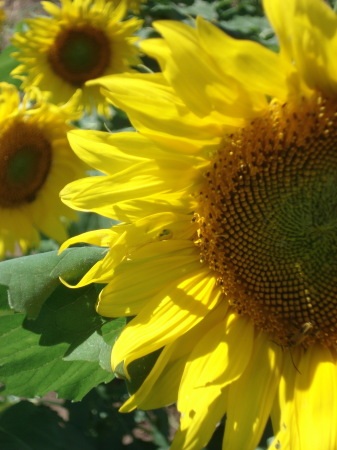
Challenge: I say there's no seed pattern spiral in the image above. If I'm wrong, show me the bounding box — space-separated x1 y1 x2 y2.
196 96 337 348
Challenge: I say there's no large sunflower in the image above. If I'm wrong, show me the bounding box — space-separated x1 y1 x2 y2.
0 82 84 259
11 0 142 116
60 0 337 448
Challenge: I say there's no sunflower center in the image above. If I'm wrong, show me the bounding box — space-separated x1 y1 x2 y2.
48 25 111 86
0 120 52 207
196 96 337 348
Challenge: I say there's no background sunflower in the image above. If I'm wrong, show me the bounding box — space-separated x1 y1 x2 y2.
11 0 142 115
0 82 85 258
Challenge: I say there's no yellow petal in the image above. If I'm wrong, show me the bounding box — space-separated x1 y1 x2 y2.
59 229 116 253
89 73 236 143
112 270 221 371
293 345 337 449
97 240 200 317
61 160 200 220
152 20 265 118
120 343 186 412
224 332 283 450
68 129 204 170
196 16 289 101
0 82 20 118
264 0 337 95
67 130 148 174
41 1 61 17
121 300 229 413
270 349 300 450
0 208 40 257
173 388 228 450
59 229 118 288
173 313 254 450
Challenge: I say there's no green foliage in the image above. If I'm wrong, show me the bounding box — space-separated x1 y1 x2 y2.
0 45 21 87
0 247 106 318
140 0 276 48
0 245 173 448
0 248 123 401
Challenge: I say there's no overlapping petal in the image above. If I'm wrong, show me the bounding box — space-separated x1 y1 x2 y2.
112 270 222 371
264 0 337 95
97 240 200 317
91 72 237 143
120 301 230 413
173 313 254 449
224 333 283 450
196 17 291 101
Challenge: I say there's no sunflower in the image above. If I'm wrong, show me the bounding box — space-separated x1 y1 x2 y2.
60 0 337 448
0 82 84 259
11 0 142 116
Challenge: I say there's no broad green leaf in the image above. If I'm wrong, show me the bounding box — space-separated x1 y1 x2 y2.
0 246 106 319
0 284 117 401
0 285 11 314
182 0 218 20
64 319 126 372
222 15 274 38
0 45 21 88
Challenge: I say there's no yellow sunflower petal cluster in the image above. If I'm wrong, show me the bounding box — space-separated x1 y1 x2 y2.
0 82 85 259
11 0 142 116
60 0 337 448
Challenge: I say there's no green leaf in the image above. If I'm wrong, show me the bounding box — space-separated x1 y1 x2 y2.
182 0 218 20
0 285 11 314
64 319 126 372
0 283 117 401
0 45 21 88
0 246 106 319
218 15 277 47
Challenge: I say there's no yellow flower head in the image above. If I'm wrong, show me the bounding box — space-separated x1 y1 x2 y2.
61 0 337 448
11 0 142 116
0 82 85 259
